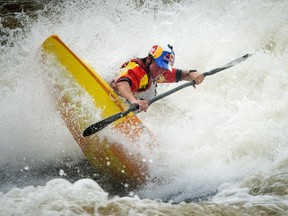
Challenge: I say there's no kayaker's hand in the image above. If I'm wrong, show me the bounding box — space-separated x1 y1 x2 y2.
131 99 148 112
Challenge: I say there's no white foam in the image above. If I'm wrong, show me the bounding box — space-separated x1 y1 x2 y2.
0 0 288 208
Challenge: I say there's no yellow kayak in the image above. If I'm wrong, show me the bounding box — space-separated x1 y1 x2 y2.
41 34 155 187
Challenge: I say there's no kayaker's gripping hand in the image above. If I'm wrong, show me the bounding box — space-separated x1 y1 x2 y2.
130 99 148 112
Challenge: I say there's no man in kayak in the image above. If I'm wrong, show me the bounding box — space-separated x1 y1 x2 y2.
110 44 204 112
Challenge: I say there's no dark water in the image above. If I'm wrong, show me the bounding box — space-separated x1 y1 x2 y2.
0 156 140 198
0 0 57 46
0 1 43 27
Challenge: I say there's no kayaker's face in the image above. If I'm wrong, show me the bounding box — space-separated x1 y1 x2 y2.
149 61 168 80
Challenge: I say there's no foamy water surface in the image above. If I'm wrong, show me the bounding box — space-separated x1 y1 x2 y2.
1 0 288 215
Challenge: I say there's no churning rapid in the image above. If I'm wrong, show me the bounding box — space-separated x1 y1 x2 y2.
1 0 288 215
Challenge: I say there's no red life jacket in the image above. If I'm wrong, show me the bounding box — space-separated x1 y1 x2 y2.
114 58 178 93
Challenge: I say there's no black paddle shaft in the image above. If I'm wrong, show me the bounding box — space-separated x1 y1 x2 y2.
83 53 252 137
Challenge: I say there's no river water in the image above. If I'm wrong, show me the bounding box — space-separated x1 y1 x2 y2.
1 0 288 215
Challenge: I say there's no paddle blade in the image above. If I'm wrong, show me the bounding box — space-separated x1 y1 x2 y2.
203 53 252 77
82 105 139 137
83 112 123 137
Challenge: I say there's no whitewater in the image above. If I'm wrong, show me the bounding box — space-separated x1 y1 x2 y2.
1 0 288 215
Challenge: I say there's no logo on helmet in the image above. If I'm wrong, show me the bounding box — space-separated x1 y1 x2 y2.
163 53 175 66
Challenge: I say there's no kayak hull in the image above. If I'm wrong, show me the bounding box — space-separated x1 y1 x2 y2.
41 35 155 187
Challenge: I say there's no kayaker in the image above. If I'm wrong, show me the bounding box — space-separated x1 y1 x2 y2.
110 44 204 112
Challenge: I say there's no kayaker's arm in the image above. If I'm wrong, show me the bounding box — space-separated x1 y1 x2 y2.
116 81 148 112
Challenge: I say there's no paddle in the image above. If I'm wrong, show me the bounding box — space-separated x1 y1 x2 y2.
83 53 252 137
